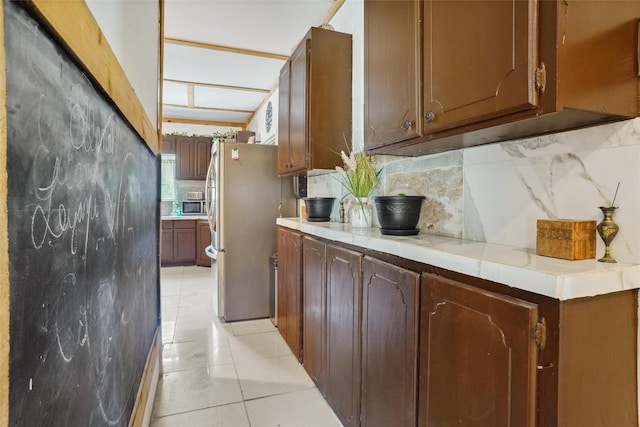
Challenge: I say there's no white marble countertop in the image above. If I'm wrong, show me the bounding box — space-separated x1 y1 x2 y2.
277 218 640 301
162 215 208 220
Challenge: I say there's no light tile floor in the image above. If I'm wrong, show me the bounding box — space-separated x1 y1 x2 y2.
151 265 343 427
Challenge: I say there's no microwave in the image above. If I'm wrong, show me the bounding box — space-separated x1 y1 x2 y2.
182 200 206 214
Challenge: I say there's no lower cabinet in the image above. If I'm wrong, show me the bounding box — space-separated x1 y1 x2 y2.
361 256 419 427
325 244 362 427
160 221 174 264
277 227 303 359
173 221 196 263
284 228 638 426
302 236 326 389
302 236 365 427
301 237 417 427
161 219 208 266
419 273 539 427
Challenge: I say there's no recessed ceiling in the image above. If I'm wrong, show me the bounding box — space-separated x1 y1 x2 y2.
162 0 340 127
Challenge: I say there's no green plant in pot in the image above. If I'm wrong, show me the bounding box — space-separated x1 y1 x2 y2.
334 150 382 227
374 193 425 236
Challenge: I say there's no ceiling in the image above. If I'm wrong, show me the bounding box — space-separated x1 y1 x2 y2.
162 0 341 129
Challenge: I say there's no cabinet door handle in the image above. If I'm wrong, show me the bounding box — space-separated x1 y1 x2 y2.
401 119 412 131
424 111 435 123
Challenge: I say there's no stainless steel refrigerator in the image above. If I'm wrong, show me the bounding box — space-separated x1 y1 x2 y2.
208 141 295 322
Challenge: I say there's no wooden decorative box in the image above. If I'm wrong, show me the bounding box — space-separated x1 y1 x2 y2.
536 219 596 260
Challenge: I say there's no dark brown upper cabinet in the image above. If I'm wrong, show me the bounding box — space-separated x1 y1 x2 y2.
278 27 352 176
364 0 422 148
423 0 538 134
365 0 640 156
175 135 211 180
161 134 176 154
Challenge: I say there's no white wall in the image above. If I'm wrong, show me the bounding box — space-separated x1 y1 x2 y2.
86 0 160 131
246 1 364 148
247 91 279 144
329 0 364 152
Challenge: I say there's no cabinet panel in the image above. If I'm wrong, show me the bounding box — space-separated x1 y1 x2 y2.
175 136 194 179
364 0 422 149
194 137 211 179
325 244 362 427
161 135 176 154
276 230 288 340
287 42 309 173
302 236 326 391
161 221 174 264
173 219 196 229
423 0 538 133
277 63 291 173
173 228 196 263
277 227 303 359
362 257 419 427
419 273 538 427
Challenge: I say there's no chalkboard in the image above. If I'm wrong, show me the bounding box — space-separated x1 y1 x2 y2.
5 3 159 426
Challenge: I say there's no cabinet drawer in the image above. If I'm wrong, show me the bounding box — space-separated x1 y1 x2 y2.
173 220 196 229
161 220 173 230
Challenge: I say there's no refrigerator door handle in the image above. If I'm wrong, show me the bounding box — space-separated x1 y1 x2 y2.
205 155 216 233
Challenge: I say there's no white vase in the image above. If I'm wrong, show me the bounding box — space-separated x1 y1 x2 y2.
350 197 372 228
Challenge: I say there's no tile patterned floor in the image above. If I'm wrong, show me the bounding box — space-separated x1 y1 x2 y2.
151 265 342 427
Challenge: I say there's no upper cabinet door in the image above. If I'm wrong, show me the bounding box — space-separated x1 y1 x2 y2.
364 0 422 151
277 62 291 174
277 27 352 176
288 41 310 174
175 135 194 179
423 0 539 133
193 137 212 180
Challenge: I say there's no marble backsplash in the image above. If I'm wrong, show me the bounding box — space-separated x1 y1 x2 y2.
308 118 640 264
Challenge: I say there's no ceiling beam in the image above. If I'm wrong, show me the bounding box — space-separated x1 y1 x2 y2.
186 84 194 108
162 116 246 129
321 0 346 26
164 103 254 114
164 78 270 94
164 37 289 61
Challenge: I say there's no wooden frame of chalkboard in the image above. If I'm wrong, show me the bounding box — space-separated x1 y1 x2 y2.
0 0 7 421
0 1 162 426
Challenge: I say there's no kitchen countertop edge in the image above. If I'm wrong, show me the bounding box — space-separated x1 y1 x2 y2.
162 215 208 220
276 217 640 301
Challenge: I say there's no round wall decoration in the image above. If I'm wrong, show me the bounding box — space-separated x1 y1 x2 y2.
265 101 273 133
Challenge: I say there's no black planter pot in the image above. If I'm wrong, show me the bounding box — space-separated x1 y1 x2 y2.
303 197 336 222
374 196 425 235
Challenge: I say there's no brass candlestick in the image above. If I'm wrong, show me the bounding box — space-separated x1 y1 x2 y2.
596 206 619 263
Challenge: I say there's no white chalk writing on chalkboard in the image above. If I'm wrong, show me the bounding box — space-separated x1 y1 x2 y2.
6 3 159 426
